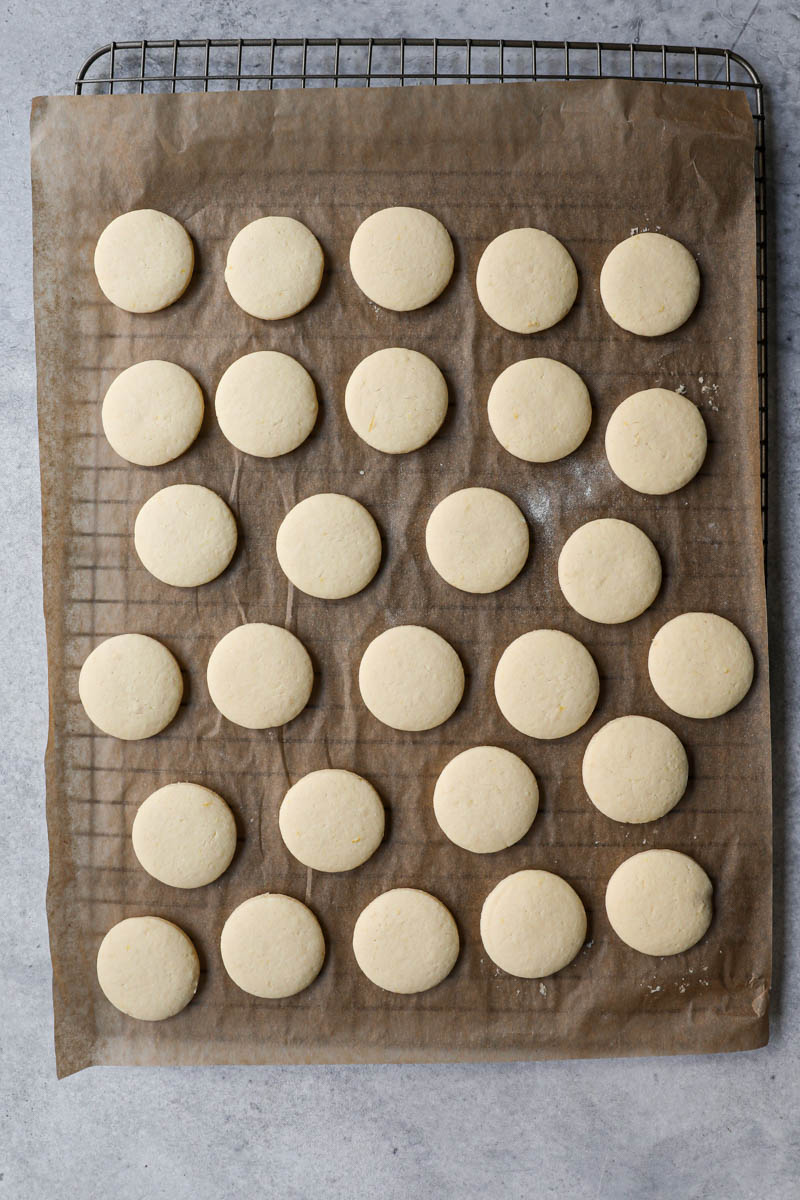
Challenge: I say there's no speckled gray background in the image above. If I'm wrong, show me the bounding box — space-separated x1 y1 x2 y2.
2 1 798 1196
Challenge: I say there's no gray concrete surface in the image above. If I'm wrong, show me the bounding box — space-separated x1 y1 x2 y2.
2 1 798 1196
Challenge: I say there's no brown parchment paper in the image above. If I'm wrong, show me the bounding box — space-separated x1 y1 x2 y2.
30 80 770 1078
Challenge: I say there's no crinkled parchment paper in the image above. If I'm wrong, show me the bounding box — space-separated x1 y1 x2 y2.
30 80 769 1076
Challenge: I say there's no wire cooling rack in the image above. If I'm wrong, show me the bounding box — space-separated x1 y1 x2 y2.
75 38 768 546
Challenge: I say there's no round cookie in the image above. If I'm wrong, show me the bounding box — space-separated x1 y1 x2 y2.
349 206 454 310
279 769 384 872
352 888 459 994
425 487 529 594
345 348 448 454
79 634 183 740
433 746 539 854
224 216 324 319
476 228 578 333
359 625 464 731
605 388 707 495
605 849 713 955
276 493 382 600
582 716 689 824
207 623 313 729
600 232 700 336
494 629 599 740
220 893 325 998
96 916 199 1020
215 351 317 458
557 518 662 624
134 484 237 588
488 357 591 463
480 870 587 979
102 361 203 467
132 782 237 888
94 209 194 313
648 612 754 719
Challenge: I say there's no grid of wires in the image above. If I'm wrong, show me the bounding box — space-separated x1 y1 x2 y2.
75 37 767 545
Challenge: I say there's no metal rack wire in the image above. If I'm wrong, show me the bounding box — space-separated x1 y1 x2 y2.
75 38 768 546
